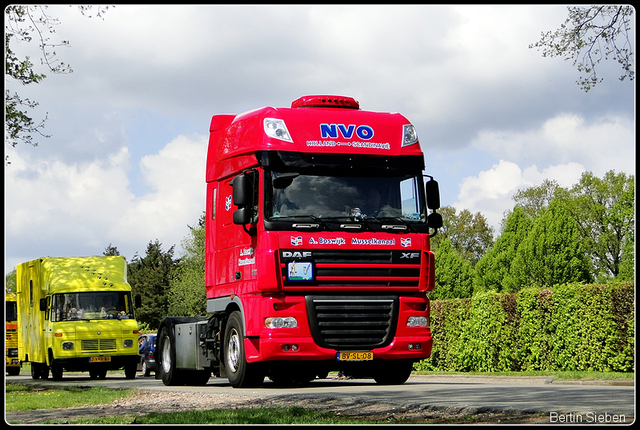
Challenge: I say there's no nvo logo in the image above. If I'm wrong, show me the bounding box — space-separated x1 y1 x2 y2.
320 124 374 140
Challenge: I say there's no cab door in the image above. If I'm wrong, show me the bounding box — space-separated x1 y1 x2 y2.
214 171 258 298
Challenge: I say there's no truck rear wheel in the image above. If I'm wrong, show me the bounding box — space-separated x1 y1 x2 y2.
159 325 181 386
224 311 264 388
31 362 48 380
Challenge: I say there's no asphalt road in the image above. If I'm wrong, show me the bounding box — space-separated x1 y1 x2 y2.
7 371 635 423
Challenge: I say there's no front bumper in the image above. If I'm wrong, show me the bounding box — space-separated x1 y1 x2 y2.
51 354 139 372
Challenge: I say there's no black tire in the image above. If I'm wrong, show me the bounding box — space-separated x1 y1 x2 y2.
159 325 182 386
31 362 49 379
124 362 137 379
269 367 316 386
89 368 107 380
142 359 150 377
373 360 413 385
223 311 264 388
30 363 39 380
185 370 211 386
50 364 63 381
49 352 63 381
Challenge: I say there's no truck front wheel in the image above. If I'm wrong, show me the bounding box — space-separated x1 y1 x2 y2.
49 351 63 381
373 360 413 385
224 312 264 388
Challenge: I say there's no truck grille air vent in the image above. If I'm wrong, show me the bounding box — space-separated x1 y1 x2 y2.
280 249 421 290
306 295 398 350
81 339 116 351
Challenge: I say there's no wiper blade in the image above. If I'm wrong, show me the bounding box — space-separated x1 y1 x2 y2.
273 215 331 230
367 217 418 233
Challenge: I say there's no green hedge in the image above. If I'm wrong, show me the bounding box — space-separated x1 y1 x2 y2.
416 282 634 372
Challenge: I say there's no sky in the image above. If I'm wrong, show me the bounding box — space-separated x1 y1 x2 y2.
4 5 635 273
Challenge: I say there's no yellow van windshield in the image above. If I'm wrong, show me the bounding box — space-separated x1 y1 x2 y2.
50 292 134 321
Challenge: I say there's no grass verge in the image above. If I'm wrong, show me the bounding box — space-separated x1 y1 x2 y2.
44 407 373 425
5 383 136 411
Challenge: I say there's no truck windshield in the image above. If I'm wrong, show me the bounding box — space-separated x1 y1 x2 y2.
51 292 134 321
267 172 425 224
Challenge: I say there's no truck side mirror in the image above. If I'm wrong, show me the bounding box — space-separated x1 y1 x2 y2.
135 294 142 309
426 179 440 210
233 207 253 225
232 173 254 207
232 171 257 235
39 298 47 312
428 212 443 230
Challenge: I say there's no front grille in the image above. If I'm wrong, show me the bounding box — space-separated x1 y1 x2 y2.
281 249 421 289
81 339 116 352
306 295 398 350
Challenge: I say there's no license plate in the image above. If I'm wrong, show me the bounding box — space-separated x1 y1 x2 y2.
337 351 373 361
90 356 111 363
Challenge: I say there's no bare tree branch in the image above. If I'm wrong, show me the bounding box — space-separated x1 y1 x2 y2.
530 5 634 91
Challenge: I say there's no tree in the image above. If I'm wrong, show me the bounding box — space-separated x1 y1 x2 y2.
530 5 634 92
432 238 474 300
474 206 533 294
5 5 110 149
511 200 593 288
6 269 17 293
431 206 494 266
103 243 121 257
559 170 634 281
510 179 561 220
168 215 207 316
128 240 176 329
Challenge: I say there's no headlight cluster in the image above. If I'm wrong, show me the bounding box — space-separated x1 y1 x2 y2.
264 317 297 329
402 124 419 147
264 118 293 142
407 316 428 327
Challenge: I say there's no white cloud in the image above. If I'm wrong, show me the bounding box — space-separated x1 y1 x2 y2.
5 134 207 271
456 111 634 234
471 113 635 178
4 5 634 274
454 160 586 234
109 134 207 250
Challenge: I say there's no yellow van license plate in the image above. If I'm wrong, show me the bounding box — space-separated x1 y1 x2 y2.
337 351 373 361
90 356 111 362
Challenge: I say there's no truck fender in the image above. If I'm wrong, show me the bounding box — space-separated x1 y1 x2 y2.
207 295 246 335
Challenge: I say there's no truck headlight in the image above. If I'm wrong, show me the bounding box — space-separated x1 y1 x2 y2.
123 339 134 348
264 118 293 142
62 342 75 350
264 317 298 329
407 316 428 327
402 124 418 147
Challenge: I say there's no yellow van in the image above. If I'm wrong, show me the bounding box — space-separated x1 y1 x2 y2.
17 256 140 380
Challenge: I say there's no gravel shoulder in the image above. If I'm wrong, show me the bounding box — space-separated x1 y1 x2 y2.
5 375 632 424
6 387 549 424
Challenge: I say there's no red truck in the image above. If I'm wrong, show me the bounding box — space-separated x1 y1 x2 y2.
157 95 442 387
